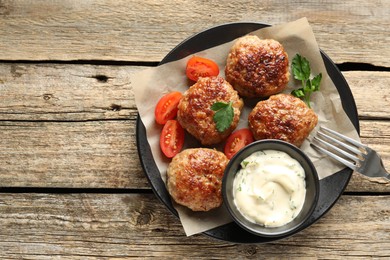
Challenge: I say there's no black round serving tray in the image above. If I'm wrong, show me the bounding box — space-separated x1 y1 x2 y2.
136 22 360 243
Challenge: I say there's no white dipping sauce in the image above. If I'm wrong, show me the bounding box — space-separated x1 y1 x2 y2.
233 150 306 227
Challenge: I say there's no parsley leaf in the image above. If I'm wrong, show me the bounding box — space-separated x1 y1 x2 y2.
292 54 311 81
311 73 322 92
241 160 249 168
291 53 322 108
211 101 234 132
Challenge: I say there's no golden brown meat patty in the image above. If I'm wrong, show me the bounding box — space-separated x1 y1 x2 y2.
166 148 229 212
177 76 243 145
225 35 290 98
248 94 318 147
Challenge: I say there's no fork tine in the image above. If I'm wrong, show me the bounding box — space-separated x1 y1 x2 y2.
311 142 358 171
317 129 364 157
313 136 360 162
321 126 364 149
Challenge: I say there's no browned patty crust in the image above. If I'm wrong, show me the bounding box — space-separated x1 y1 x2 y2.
177 76 243 145
166 148 229 211
248 93 318 147
225 35 289 98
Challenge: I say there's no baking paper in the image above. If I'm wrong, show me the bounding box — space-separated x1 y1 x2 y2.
132 18 360 236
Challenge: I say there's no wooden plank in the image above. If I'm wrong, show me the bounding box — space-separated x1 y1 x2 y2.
0 193 388 258
0 64 137 121
0 120 146 189
0 0 389 66
1 64 390 121
345 71 390 119
0 120 388 192
0 64 390 191
0 64 389 190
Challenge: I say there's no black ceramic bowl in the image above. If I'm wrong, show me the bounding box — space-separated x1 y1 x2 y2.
222 139 320 238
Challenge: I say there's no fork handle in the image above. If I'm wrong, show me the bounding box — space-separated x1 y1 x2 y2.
358 150 390 180
377 161 390 180
360 166 390 180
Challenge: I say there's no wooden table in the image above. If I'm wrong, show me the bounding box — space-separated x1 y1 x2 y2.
1 0 389 258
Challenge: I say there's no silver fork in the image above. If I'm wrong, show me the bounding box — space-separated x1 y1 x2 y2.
311 126 390 180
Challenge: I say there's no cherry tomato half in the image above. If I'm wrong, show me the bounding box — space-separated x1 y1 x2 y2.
224 128 254 159
160 120 185 158
185 56 219 82
155 91 183 125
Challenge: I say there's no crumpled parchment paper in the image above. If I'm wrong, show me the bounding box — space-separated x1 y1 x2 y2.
132 17 360 236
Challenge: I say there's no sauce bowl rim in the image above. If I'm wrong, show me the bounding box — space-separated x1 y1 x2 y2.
222 139 320 238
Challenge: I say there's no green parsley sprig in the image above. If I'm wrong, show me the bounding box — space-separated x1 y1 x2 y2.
291 53 322 108
211 101 234 132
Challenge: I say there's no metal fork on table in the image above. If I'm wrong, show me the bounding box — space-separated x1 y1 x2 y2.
311 126 390 180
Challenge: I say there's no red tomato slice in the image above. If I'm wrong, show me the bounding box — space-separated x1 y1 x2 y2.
155 91 183 125
224 128 254 159
160 120 185 158
186 56 219 81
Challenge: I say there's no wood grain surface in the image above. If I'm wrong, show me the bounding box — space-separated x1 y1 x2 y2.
0 193 389 258
0 194 390 259
0 65 389 121
1 64 389 191
0 0 389 66
1 0 390 258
